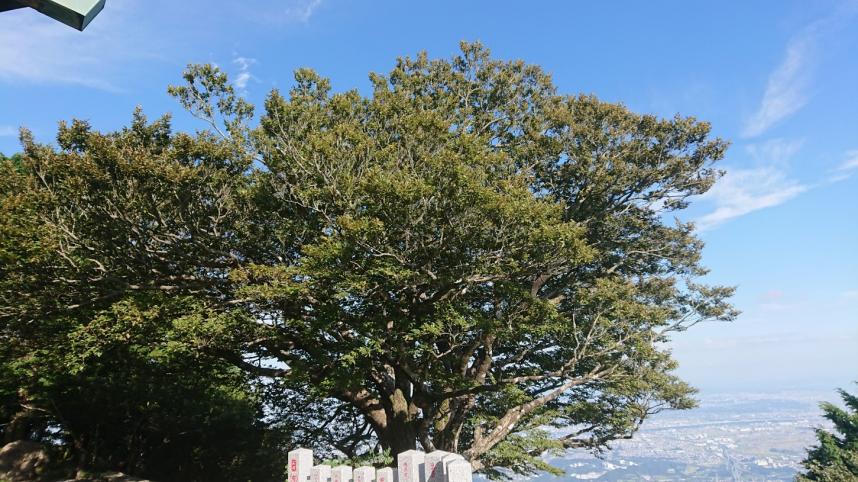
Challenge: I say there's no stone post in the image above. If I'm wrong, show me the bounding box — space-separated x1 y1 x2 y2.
353 466 375 482
311 465 332 482
423 450 450 482
446 460 473 482
376 467 398 482
288 448 314 482
332 465 353 482
440 453 464 473
397 450 426 482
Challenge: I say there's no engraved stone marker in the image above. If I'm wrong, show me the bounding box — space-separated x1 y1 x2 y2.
376 467 397 482
353 466 375 482
446 460 473 482
423 450 450 482
397 450 425 482
332 465 353 482
311 465 332 482
288 448 314 482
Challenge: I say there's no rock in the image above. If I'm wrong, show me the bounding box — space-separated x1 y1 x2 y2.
0 440 51 481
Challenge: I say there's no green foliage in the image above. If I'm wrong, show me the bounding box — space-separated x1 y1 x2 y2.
0 121 286 481
21 296 285 481
797 384 858 481
320 448 395 471
1 42 737 479
237 42 736 476
0 152 23 171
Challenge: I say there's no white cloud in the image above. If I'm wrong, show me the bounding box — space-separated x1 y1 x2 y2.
696 137 808 229
0 125 17 137
695 166 807 230
742 4 858 138
741 24 818 138
235 72 252 91
233 56 257 91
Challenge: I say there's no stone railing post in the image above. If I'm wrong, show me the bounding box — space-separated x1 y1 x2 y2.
285 447 472 482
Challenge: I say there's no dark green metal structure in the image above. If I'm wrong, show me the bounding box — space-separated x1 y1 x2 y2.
0 0 105 31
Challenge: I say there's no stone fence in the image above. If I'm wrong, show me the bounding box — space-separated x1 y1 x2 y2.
288 448 474 482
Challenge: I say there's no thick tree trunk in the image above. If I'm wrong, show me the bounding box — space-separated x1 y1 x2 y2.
353 375 424 456
378 418 417 455
380 383 420 455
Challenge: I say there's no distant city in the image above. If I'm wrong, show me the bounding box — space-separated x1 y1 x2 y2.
523 391 834 481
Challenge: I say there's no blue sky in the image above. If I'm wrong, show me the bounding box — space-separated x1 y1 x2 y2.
1 0 856 394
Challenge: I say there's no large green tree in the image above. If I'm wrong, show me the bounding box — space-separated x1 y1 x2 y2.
1 43 737 478
797 385 858 481
0 124 287 481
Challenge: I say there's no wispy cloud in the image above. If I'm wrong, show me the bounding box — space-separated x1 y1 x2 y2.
699 142 857 227
0 0 324 90
824 149 858 183
0 2 161 90
0 15 115 89
0 125 17 137
745 138 804 166
696 137 808 229
233 56 257 91
237 0 325 25
741 24 820 138
742 4 858 138
836 149 858 172
284 0 323 23
696 166 807 230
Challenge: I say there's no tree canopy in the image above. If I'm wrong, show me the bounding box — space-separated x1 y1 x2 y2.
798 385 858 481
0 131 287 481
0 43 737 479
